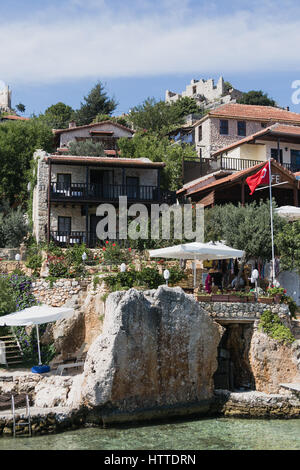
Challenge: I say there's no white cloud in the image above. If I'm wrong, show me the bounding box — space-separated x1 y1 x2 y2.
1 2 300 85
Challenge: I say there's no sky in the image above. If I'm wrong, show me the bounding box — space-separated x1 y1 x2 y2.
1 0 300 117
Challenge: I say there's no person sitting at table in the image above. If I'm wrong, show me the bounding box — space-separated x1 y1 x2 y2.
231 275 245 289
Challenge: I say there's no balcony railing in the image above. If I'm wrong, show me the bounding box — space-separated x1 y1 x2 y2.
50 183 176 203
50 231 131 248
184 156 300 183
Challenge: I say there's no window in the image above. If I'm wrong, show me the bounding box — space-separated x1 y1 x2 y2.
271 148 283 164
56 174 71 195
220 120 228 135
198 125 202 141
237 121 246 136
291 149 300 171
58 216 71 234
57 173 71 187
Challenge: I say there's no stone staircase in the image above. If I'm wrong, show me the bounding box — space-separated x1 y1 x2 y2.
0 335 24 367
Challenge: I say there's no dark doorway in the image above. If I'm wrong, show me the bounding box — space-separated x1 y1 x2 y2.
90 170 113 198
126 176 139 199
90 214 108 246
213 324 255 391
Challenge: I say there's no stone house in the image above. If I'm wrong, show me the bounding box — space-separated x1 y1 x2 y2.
32 150 172 247
194 103 300 160
181 104 300 185
53 120 135 157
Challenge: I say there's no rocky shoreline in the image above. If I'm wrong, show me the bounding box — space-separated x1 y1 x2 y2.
1 389 300 437
1 286 300 437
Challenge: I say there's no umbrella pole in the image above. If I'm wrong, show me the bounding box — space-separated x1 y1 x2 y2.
193 258 197 288
36 325 42 366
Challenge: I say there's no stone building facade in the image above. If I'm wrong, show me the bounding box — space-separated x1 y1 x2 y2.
32 150 167 246
193 103 300 160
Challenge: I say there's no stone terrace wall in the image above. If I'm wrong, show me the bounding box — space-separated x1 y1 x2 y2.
32 279 84 307
199 301 291 325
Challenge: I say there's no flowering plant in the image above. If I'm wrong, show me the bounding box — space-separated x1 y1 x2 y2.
266 286 286 296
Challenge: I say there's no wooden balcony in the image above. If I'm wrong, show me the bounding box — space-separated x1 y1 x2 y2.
50 183 176 204
50 231 130 248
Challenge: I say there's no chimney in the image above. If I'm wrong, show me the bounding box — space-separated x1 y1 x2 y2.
69 120 76 128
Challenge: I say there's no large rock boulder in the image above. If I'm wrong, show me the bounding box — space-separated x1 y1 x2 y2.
249 331 300 394
77 286 222 421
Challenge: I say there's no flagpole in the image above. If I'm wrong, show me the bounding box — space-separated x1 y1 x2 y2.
268 159 276 284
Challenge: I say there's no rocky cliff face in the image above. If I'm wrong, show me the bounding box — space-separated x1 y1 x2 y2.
249 331 300 394
78 286 222 420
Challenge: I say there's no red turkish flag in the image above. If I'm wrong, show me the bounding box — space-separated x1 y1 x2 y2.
246 162 270 195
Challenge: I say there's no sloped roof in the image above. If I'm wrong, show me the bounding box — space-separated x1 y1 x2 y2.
1 114 30 121
53 120 134 135
212 123 300 157
178 159 296 197
45 155 165 168
194 103 300 126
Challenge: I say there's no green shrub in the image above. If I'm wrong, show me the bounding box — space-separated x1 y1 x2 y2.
0 276 17 316
168 266 186 286
259 310 295 345
104 266 164 292
102 242 132 265
0 207 28 248
26 253 43 276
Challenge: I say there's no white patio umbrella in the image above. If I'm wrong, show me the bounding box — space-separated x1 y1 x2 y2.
275 206 300 221
149 241 245 287
0 305 74 367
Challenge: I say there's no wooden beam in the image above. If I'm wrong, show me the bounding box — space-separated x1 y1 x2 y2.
294 187 299 207
241 179 245 206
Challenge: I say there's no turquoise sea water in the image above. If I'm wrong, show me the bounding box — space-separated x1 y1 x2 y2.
0 417 300 450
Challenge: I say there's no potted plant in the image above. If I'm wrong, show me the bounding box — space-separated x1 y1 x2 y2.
211 289 229 302
197 292 212 302
228 291 244 302
258 296 274 305
266 286 286 304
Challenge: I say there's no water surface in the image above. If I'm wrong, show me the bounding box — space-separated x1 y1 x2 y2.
0 417 300 450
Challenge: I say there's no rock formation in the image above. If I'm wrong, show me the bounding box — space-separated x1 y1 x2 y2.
249 331 300 394
77 286 222 421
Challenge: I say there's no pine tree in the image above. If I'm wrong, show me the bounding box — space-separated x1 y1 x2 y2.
73 82 118 126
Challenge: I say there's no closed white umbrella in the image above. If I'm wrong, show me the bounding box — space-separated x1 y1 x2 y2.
149 241 245 287
0 305 74 369
275 206 300 221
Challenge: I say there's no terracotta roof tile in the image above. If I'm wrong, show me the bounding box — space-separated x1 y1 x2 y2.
1 114 30 121
205 103 300 123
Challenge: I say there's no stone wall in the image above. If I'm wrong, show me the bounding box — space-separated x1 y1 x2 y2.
32 279 84 307
199 301 291 326
32 150 49 243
